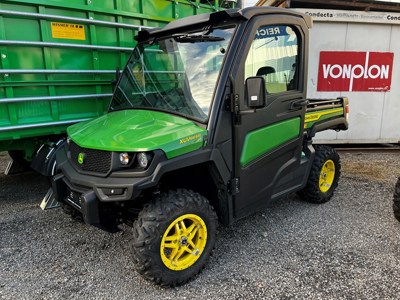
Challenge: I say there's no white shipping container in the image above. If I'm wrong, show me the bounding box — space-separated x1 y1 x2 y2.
295 8 400 144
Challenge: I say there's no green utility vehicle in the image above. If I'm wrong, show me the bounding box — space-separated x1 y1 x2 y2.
53 7 349 286
394 177 400 221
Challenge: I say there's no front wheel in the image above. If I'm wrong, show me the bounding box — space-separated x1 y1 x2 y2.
298 145 341 204
393 177 400 222
132 189 218 287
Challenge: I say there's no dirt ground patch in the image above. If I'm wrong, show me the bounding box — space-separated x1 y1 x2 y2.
340 152 399 183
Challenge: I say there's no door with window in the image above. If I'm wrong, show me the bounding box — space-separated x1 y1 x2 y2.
232 18 308 219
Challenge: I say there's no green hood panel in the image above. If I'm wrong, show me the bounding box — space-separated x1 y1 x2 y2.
67 110 207 159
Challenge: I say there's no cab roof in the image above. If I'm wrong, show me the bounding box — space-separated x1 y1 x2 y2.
135 7 312 42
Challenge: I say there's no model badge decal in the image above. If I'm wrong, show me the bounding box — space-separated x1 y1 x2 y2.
304 108 344 124
179 134 201 145
78 153 85 164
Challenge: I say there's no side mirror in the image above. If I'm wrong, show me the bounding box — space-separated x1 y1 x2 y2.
245 76 266 109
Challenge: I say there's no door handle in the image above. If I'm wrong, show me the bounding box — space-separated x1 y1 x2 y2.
290 99 309 109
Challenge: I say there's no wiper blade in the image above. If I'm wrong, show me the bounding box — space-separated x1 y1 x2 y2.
173 33 224 43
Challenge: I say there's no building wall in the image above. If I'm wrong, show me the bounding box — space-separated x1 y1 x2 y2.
296 9 400 144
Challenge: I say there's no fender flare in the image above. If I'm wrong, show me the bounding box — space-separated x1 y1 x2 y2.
30 138 66 177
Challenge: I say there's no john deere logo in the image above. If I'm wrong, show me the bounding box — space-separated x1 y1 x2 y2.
78 153 85 164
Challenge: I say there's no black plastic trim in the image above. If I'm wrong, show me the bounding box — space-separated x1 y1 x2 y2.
31 138 66 176
309 117 349 138
81 191 100 225
55 143 231 202
138 147 231 190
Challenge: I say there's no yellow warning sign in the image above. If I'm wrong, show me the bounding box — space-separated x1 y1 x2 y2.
51 22 85 40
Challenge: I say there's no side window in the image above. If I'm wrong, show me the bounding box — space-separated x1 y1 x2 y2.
245 25 299 94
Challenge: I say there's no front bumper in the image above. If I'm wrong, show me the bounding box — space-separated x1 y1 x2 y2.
52 147 155 226
52 175 100 225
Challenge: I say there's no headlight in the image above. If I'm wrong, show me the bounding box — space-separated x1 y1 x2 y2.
119 152 130 165
137 152 149 168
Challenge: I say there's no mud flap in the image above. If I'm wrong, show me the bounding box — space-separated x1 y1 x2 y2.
4 159 29 175
40 188 60 210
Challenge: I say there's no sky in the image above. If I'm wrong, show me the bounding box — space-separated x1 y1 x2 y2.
243 0 258 7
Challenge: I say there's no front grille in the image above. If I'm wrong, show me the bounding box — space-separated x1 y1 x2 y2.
69 141 112 175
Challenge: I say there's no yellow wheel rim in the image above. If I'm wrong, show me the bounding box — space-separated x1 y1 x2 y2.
160 214 207 271
319 159 335 193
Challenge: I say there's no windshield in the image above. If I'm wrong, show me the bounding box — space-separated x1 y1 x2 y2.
109 26 235 122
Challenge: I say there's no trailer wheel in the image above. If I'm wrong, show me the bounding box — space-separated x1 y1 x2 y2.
298 145 341 204
132 189 217 287
393 177 400 222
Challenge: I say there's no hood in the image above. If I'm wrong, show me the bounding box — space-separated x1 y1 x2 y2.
67 110 207 159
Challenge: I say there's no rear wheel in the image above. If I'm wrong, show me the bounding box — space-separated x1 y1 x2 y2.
393 177 400 222
132 189 217 286
298 145 340 204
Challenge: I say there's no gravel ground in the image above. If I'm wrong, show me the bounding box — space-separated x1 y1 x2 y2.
0 150 400 299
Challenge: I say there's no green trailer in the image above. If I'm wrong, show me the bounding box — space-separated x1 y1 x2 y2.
0 0 235 174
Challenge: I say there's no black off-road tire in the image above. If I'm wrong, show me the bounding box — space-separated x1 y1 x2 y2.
132 189 218 287
393 177 400 222
298 145 341 204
